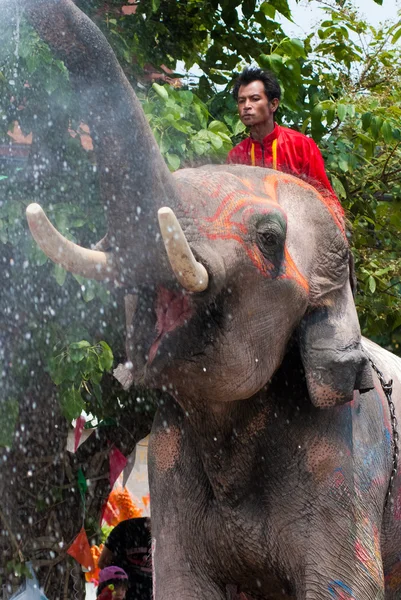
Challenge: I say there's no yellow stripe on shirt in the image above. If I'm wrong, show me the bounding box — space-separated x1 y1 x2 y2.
250 143 256 166
272 138 277 170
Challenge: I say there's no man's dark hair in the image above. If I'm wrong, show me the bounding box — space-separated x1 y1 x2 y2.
232 67 281 103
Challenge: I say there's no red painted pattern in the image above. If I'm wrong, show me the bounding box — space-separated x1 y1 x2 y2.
198 174 309 291
269 172 346 236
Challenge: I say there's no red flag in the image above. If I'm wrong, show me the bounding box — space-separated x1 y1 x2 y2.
67 527 95 571
100 497 119 526
109 447 127 489
74 416 86 452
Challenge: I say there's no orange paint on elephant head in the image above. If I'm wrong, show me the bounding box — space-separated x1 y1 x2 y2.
265 172 346 236
198 175 308 291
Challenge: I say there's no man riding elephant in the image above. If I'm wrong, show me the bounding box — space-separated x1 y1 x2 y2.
227 67 336 199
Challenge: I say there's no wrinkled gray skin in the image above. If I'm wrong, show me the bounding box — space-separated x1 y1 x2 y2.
141 169 401 600
22 1 401 598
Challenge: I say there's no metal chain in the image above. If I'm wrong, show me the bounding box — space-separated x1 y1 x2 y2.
369 358 399 507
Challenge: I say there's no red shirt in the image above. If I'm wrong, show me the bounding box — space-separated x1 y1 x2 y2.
227 124 336 197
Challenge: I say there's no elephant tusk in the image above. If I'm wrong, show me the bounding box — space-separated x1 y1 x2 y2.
157 207 209 293
26 203 115 281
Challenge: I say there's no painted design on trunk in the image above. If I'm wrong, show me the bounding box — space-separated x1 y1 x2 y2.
328 580 356 599
354 520 383 587
198 175 309 291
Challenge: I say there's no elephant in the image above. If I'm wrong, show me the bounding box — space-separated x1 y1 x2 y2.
23 1 401 598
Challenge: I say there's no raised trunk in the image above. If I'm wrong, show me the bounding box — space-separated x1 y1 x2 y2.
23 0 181 285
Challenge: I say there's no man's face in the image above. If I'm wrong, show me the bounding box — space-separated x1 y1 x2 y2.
237 80 278 128
111 584 127 600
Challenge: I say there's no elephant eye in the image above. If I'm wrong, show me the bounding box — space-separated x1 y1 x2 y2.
253 213 286 262
257 230 279 248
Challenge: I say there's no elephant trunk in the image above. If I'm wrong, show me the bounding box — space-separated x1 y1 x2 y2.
23 0 183 286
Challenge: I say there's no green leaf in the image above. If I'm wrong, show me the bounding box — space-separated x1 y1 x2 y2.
193 102 208 129
53 264 67 286
267 0 291 19
242 0 256 19
77 467 87 504
331 175 346 199
70 341 91 350
92 382 103 404
370 116 383 139
375 266 394 277
337 103 347 122
287 38 305 58
326 108 335 127
82 282 97 303
368 275 377 294
192 140 207 155
69 340 91 363
166 153 180 171
260 2 276 19
391 26 401 44
233 119 246 136
208 120 230 135
59 387 85 422
338 155 349 173
48 356 73 385
207 131 223 150
91 370 103 385
152 82 169 101
48 359 63 385
178 90 193 105
0 398 19 447
169 119 193 134
361 112 372 131
319 100 335 110
98 341 114 371
392 314 401 331
208 73 228 85
381 121 393 144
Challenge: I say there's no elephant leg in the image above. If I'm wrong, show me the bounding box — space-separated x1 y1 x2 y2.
152 533 226 600
152 568 227 600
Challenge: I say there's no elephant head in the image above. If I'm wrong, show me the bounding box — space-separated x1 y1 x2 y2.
27 165 373 409
24 0 373 410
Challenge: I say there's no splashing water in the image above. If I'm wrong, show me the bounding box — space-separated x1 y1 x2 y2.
10 0 20 86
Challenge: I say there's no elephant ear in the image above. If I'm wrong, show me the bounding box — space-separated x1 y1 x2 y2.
298 283 373 408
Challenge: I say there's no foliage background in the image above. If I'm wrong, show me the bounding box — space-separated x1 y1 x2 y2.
1 0 401 595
